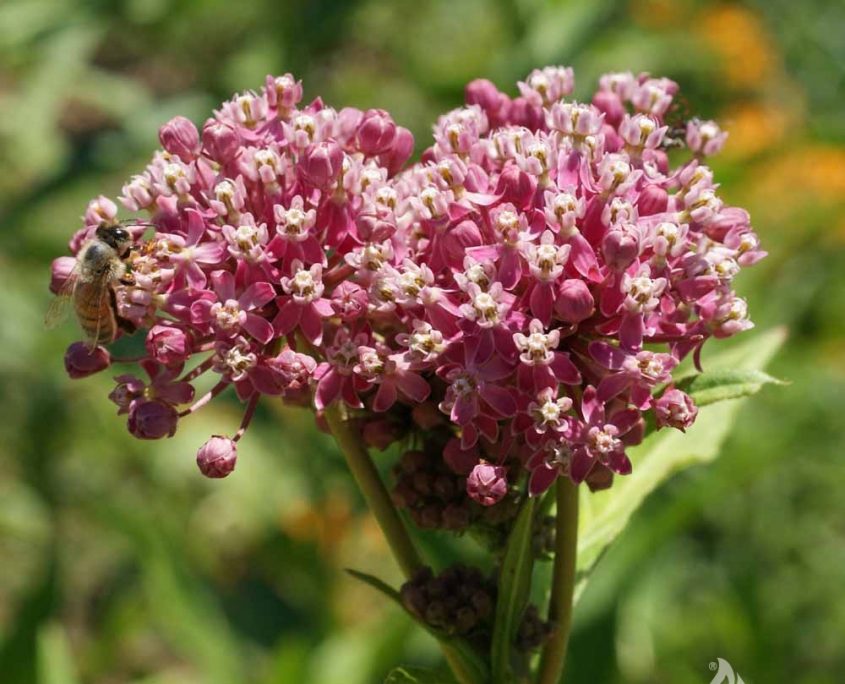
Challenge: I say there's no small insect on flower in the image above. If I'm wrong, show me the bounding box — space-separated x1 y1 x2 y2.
46 222 143 349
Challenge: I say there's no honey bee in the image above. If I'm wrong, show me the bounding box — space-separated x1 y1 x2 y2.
46 223 136 349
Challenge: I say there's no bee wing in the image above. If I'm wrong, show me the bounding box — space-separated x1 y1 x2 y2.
44 266 80 329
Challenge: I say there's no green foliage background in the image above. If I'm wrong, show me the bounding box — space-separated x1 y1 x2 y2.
0 0 843 681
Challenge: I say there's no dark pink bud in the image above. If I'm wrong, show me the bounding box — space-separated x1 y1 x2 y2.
50 256 76 295
655 389 698 431
494 165 535 209
444 439 478 475
128 400 178 440
592 91 625 127
509 97 544 131
202 118 241 163
637 184 668 216
356 108 397 156
196 435 238 478
603 225 641 271
362 418 404 451
380 126 415 176
64 342 110 379
555 279 595 323
146 324 189 366
601 124 623 153
411 402 444 430
330 281 368 321
466 463 508 506
299 141 343 188
159 116 200 162
443 219 483 263
465 78 511 128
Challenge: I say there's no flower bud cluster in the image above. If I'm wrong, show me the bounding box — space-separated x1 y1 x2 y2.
52 68 763 492
400 564 550 652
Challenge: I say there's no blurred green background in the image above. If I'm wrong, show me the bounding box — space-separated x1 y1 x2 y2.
1 0 843 682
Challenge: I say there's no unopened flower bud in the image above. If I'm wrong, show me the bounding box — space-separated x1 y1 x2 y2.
637 184 668 216
202 119 241 163
146 324 189 366
380 126 415 176
555 279 595 323
362 418 405 451
128 400 178 439
196 435 238 478
465 78 511 128
411 402 444 430
330 281 368 321
603 225 641 271
64 342 110 378
592 90 625 127
655 389 698 431
466 463 508 506
50 256 76 294
298 141 343 188
159 116 200 162
444 439 478 475
494 164 535 208
356 108 397 156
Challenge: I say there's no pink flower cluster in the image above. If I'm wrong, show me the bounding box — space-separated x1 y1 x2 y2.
53 68 764 498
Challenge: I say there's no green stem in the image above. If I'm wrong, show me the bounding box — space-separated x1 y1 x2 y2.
323 403 422 578
536 479 579 684
324 404 486 684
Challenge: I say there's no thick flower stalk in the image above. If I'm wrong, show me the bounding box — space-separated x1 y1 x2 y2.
51 67 764 682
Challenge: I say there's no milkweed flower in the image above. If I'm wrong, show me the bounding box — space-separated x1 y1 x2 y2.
50 67 763 497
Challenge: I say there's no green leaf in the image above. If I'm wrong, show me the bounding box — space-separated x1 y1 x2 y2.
575 328 786 601
345 568 404 606
490 497 537 683
384 665 457 683
677 368 786 406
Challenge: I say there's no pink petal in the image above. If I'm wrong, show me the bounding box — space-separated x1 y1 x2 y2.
569 234 602 282
300 305 324 345
550 352 581 385
597 373 633 403
619 313 644 351
529 283 554 326
581 385 603 424
373 381 398 412
480 384 516 417
194 240 227 264
211 270 236 301
240 282 276 310
315 370 341 410
610 408 640 436
311 298 334 317
570 449 594 483
273 300 302 335
452 394 478 425
588 341 627 369
243 314 275 344
185 208 206 245
529 465 557 496
396 371 431 403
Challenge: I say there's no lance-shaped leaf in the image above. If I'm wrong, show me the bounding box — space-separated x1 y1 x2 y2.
384 665 457 683
575 327 786 600
490 497 537 682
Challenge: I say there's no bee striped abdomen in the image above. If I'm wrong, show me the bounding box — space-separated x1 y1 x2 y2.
74 280 116 345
